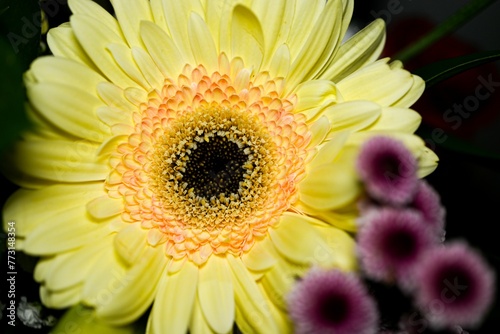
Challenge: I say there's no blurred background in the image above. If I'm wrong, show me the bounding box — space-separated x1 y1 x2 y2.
1 0 500 333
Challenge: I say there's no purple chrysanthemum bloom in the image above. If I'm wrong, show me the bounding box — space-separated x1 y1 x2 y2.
357 136 418 205
357 208 435 283
409 180 446 237
287 268 379 334
409 242 496 330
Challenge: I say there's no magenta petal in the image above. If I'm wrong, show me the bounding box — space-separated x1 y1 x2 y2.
357 208 436 284
357 136 418 205
409 242 496 329
288 268 379 334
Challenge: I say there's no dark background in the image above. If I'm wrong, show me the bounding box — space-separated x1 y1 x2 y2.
1 0 500 333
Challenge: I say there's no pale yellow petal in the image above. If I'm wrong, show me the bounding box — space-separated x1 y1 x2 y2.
96 247 167 325
27 83 111 142
310 224 358 271
299 155 360 210
231 5 264 69
140 21 185 79
189 297 219 334
188 12 218 72
287 0 342 89
114 223 149 266
308 131 349 169
320 19 385 82
86 195 123 220
96 106 133 128
294 80 339 121
81 247 127 305
323 100 381 134
47 24 98 71
269 212 331 264
227 256 279 333
131 47 165 89
258 283 293 332
2 182 104 237
393 75 425 108
268 43 291 78
45 234 114 291
41 284 82 309
241 238 277 272
307 116 331 149
69 0 122 36
110 0 153 47
337 59 414 106
285 0 324 59
198 255 235 333
366 107 421 133
29 56 107 92
160 0 204 65
97 82 137 111
149 262 198 334
11 139 109 182
107 43 150 89
23 206 110 255
70 15 138 88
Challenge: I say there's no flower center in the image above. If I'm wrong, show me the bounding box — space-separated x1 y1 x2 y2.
151 107 277 230
105 57 311 264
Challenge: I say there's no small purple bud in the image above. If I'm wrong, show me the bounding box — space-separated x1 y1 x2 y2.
357 136 419 205
287 268 379 334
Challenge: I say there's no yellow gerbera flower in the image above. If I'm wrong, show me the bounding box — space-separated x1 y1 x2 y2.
2 0 438 333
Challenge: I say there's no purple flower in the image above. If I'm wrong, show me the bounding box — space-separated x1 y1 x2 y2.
357 136 418 205
409 241 496 329
409 180 446 237
357 208 435 283
287 268 378 334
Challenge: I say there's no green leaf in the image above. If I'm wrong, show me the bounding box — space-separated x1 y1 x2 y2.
393 0 499 63
413 50 500 88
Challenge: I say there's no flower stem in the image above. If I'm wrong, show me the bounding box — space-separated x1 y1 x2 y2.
394 0 499 63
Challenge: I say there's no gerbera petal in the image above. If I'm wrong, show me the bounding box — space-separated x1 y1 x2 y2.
311 224 358 271
252 0 288 65
188 12 219 72
323 101 381 134
68 0 122 35
307 116 331 149
97 82 136 111
294 80 338 121
45 234 113 291
86 195 123 220
189 296 219 334
287 0 342 89
131 47 165 89
27 83 111 141
109 0 153 48
2 182 103 237
309 131 349 168
365 107 421 133
11 139 109 182
96 106 133 128
241 238 277 272
160 0 204 65
23 206 110 255
231 5 264 69
70 15 138 88
29 56 106 91
40 285 82 309
299 155 360 210
337 59 414 106
285 0 324 59
392 75 425 108
270 212 330 264
258 284 293 332
149 262 198 334
320 19 385 82
140 21 186 79
107 43 150 89
46 24 98 71
228 256 279 333
96 247 168 325
114 223 150 266
268 43 291 78
198 255 235 333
